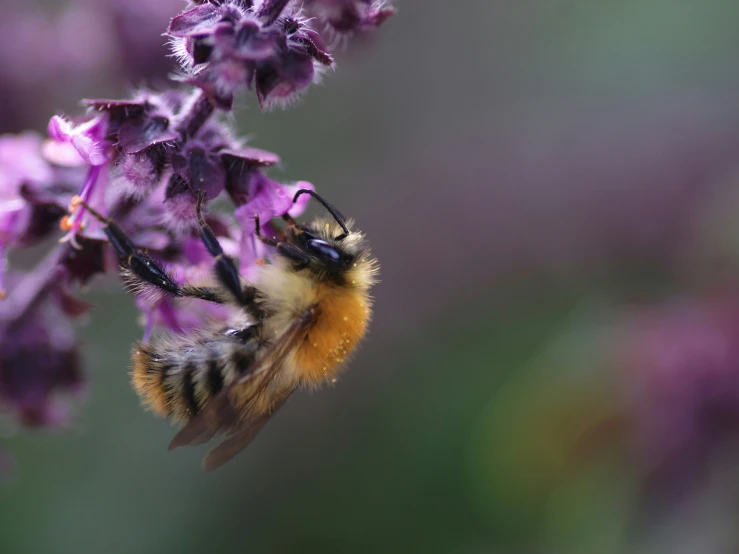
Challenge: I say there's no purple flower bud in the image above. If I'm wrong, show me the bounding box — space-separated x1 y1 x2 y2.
169 1 334 109
303 0 394 34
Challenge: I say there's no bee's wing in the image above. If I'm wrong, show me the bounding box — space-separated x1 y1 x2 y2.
202 389 294 471
168 306 316 453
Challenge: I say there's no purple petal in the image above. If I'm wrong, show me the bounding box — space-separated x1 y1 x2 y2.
185 60 253 110
257 0 292 26
0 133 54 187
305 0 394 33
233 172 293 227
82 98 148 116
255 50 315 109
172 147 227 199
224 20 279 61
282 181 315 218
60 236 106 286
117 116 179 154
293 30 334 66
168 4 219 37
48 116 109 166
221 147 279 169
41 140 86 167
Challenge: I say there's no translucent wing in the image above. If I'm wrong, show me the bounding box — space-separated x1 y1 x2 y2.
202 389 294 471
168 306 316 456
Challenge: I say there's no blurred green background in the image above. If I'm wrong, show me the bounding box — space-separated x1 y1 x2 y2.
6 1 739 552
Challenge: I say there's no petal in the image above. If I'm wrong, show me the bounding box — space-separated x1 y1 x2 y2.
283 181 315 218
255 51 315 109
292 30 333 66
60 236 106 285
48 116 109 166
172 147 226 199
233 173 293 227
117 116 179 154
225 20 279 61
221 147 279 169
41 139 85 167
82 98 148 116
305 1 394 33
168 4 219 37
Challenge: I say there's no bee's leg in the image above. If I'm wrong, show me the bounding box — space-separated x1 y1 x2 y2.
194 192 263 315
254 216 310 270
73 198 224 304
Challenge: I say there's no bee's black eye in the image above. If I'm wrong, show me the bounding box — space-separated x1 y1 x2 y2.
307 239 341 263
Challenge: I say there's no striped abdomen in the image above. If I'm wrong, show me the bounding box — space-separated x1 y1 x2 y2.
131 325 262 422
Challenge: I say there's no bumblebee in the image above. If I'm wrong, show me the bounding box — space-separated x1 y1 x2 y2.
80 190 377 470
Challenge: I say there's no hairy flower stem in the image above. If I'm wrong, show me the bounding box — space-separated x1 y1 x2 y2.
258 0 291 25
178 92 216 139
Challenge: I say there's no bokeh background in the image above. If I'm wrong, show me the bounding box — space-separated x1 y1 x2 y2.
6 0 739 552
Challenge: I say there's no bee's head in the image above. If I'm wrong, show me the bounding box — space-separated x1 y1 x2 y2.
280 190 372 286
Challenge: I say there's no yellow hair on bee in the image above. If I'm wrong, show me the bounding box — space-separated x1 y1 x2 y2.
257 218 377 388
295 280 372 386
131 344 169 417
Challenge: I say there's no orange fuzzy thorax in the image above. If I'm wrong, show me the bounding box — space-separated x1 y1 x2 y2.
294 282 372 386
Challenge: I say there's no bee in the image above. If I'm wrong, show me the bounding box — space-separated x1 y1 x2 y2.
77 189 378 470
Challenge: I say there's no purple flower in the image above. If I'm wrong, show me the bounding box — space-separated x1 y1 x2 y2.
303 0 394 34
168 0 334 109
0 253 85 428
616 297 739 503
0 133 83 294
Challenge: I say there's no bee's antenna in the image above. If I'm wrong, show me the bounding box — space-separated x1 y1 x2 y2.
293 189 350 238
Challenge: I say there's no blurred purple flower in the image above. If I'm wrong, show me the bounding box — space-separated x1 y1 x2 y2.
617 296 739 503
169 0 335 109
0 133 84 294
0 252 85 428
303 0 394 34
